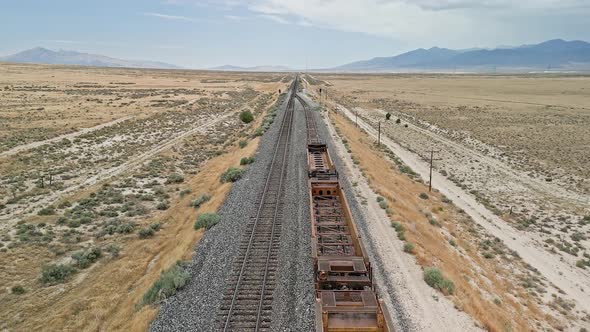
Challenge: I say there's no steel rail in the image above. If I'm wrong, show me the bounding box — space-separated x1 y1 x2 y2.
220 77 298 331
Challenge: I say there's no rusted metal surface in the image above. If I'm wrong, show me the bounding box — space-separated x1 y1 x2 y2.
217 78 298 331
297 92 392 332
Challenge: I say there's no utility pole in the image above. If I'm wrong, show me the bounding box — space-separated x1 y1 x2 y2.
355 111 358 127
426 150 441 192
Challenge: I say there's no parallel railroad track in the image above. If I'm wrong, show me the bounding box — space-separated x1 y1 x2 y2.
295 94 320 144
217 77 298 331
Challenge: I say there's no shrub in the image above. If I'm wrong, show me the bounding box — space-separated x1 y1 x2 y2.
428 218 440 227
166 173 184 184
58 200 72 209
179 188 192 197
239 111 254 123
72 247 102 269
253 127 265 137
449 239 457 247
376 196 384 202
385 112 391 120
38 206 55 216
483 252 495 259
194 213 221 230
150 222 161 231
396 118 401 124
576 260 586 269
240 157 255 165
141 261 190 306
191 194 211 209
239 140 248 148
138 227 155 239
11 285 25 295
156 201 169 210
40 264 76 284
378 200 388 210
423 267 455 295
220 167 244 183
106 244 121 258
419 193 429 200
403 242 415 254
116 222 135 234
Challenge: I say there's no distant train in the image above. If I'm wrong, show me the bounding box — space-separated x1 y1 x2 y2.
298 93 392 332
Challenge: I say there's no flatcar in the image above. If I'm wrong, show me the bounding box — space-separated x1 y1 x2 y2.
305 139 392 331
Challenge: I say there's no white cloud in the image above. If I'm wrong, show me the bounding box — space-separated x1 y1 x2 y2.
142 12 198 22
258 14 289 24
40 40 82 44
244 0 590 48
224 15 248 21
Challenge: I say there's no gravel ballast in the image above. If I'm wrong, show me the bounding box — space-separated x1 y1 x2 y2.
150 88 315 331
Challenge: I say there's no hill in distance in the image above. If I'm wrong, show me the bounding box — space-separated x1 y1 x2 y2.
333 39 590 72
209 65 291 72
0 47 181 69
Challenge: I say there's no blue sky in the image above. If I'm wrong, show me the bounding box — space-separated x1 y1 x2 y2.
1 0 589 68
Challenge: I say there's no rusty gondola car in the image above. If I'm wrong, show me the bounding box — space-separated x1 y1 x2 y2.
305 123 392 330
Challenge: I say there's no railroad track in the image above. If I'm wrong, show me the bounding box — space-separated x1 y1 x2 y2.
217 78 298 331
294 94 320 144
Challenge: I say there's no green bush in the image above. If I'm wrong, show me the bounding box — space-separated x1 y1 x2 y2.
179 189 192 197
106 244 121 258
403 242 415 254
11 285 25 295
191 194 211 208
72 247 102 269
239 111 254 123
38 206 55 216
40 264 76 284
253 127 265 137
194 213 221 230
240 157 255 165
141 261 190 306
150 222 161 231
378 200 388 210
385 112 391 120
419 193 429 200
220 167 244 183
166 173 184 184
156 201 169 210
424 267 455 295
239 140 248 148
116 222 135 234
138 227 155 239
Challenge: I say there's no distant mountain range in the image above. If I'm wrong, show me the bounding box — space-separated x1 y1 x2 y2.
333 39 590 72
0 47 181 69
209 65 292 72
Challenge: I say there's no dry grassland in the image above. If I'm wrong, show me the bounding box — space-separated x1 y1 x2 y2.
0 63 290 331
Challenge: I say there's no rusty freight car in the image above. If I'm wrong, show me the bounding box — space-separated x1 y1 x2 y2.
297 92 392 332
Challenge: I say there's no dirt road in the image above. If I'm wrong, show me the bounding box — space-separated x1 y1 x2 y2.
337 103 590 314
0 115 135 158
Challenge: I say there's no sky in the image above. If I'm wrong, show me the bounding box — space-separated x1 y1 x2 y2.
1 0 589 69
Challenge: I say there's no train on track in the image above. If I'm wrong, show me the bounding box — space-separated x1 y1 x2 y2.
297 92 393 332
